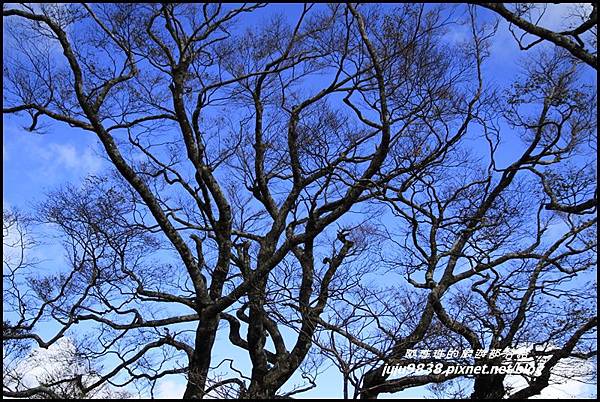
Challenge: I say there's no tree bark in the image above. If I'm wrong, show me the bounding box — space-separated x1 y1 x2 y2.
183 313 220 399
471 374 506 399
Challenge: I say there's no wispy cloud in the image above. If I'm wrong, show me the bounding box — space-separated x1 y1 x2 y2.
3 120 106 203
46 143 103 174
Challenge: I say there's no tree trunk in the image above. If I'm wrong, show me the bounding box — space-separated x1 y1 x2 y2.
471 374 506 399
183 313 220 399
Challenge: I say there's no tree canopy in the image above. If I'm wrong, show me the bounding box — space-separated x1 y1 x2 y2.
3 3 597 399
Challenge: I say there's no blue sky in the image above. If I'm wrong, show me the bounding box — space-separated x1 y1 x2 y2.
3 3 596 399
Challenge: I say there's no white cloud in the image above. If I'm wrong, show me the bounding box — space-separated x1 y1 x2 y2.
3 124 105 184
506 357 596 399
47 143 103 174
16 337 77 385
156 377 187 399
5 337 135 398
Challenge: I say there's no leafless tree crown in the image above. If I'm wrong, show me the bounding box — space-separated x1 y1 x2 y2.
3 3 597 399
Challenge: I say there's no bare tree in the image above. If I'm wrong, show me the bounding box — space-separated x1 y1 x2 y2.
474 3 597 221
475 3 597 69
3 3 596 400
2 3 483 399
314 44 597 399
